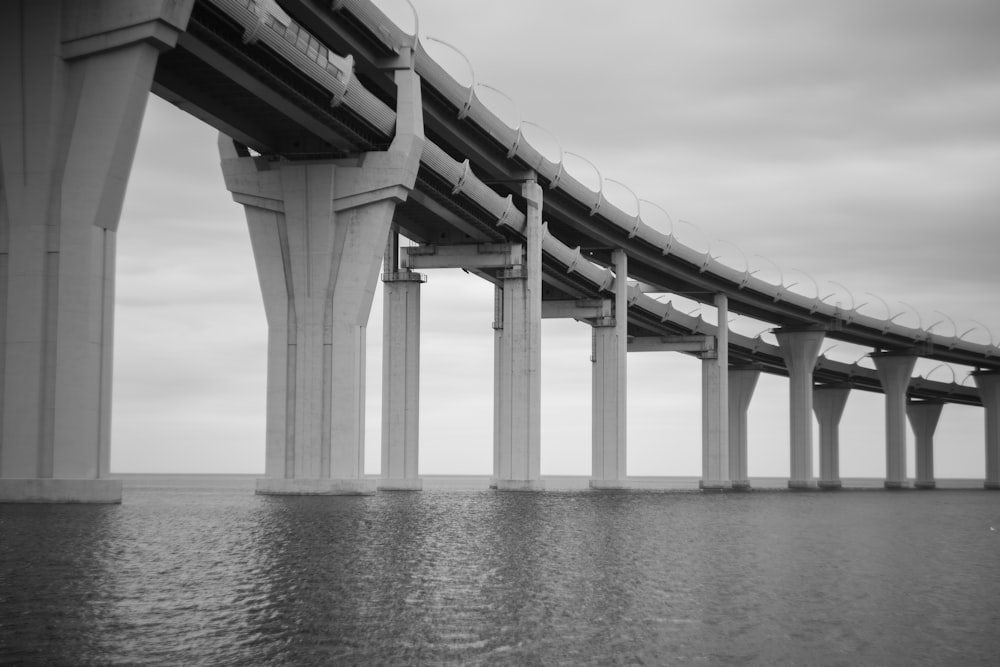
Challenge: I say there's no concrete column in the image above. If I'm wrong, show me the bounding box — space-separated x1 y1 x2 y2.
494 180 543 491
379 232 424 491
0 0 191 503
775 328 825 488
972 371 1000 489
491 285 502 488
813 384 850 489
873 352 917 489
219 67 424 495
700 294 730 490
906 400 942 489
590 250 628 489
728 365 760 489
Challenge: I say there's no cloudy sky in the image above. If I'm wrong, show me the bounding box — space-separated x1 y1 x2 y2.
112 0 1000 479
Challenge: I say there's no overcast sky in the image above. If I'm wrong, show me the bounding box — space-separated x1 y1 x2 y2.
112 0 1000 480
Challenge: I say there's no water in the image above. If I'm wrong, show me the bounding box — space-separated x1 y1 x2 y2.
2 483 998 665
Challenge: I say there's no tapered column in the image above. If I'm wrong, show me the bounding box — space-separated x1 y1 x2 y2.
813 384 850 489
700 294 729 490
0 0 191 503
906 400 942 489
379 233 424 491
219 67 423 495
728 365 760 489
972 371 1000 490
873 352 917 489
775 328 825 488
494 180 542 491
590 251 628 489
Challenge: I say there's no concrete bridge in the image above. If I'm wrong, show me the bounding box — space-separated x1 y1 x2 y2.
1 0 997 502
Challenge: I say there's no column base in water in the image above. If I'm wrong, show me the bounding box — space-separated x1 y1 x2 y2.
883 480 909 490
0 479 122 503
377 478 423 491
496 479 545 492
699 480 731 491
985 481 1000 490
255 478 377 496
589 479 630 490
913 481 936 490
817 480 842 490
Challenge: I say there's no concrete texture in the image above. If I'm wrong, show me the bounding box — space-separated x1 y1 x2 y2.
0 0 190 503
591 250 628 484
775 328 825 488
873 353 917 488
494 180 542 488
219 67 423 494
906 400 943 489
700 294 729 488
380 265 423 491
972 371 1000 489
814 384 851 489
728 365 760 488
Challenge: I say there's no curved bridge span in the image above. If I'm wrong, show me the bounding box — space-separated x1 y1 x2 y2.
1 0 997 500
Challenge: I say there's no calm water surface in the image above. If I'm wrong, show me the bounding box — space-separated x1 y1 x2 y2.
2 485 999 665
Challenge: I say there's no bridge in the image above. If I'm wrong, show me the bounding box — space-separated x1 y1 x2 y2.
1 0 997 501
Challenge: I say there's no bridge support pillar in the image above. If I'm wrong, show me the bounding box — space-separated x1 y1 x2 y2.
873 352 917 489
776 328 825 488
728 365 760 489
700 294 729 490
972 371 1000 489
494 180 543 491
379 233 424 491
813 384 850 489
219 68 423 495
590 250 628 489
0 0 191 502
906 400 942 489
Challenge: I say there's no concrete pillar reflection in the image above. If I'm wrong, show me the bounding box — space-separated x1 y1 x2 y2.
728 365 760 489
873 352 917 489
972 371 1000 490
590 251 629 489
813 384 850 489
775 328 825 488
906 400 943 489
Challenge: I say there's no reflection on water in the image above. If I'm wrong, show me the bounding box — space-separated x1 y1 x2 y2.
2 487 999 665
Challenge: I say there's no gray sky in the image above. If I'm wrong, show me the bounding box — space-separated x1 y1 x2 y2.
112 0 1000 478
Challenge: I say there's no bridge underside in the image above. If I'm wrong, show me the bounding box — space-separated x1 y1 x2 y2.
1 0 998 502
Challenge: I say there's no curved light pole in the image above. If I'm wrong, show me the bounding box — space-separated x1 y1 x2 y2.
423 37 475 119
717 239 751 288
509 120 562 165
561 151 603 214
604 178 641 235
638 199 675 254
753 254 785 300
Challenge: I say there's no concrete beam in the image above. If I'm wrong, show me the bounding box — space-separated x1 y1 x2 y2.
541 299 609 321
400 243 522 270
628 335 715 354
